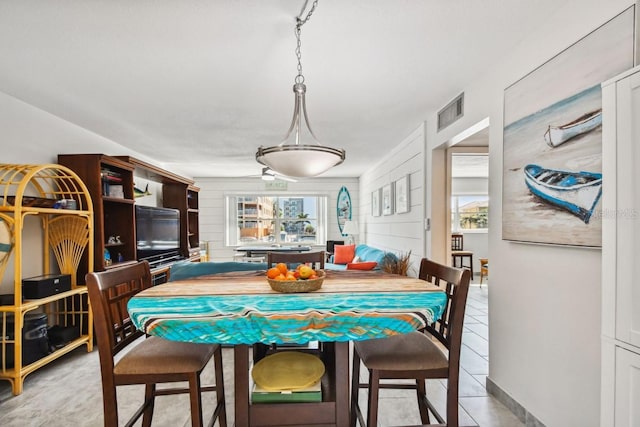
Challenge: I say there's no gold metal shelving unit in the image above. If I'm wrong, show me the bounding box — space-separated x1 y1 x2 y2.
0 164 94 395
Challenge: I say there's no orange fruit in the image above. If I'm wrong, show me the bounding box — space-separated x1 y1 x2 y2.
276 263 288 274
299 265 314 279
275 274 286 280
267 267 281 279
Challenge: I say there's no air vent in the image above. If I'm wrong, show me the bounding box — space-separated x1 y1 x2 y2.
437 93 464 131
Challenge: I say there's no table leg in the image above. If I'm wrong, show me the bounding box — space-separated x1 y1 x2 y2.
334 341 350 426
234 344 250 427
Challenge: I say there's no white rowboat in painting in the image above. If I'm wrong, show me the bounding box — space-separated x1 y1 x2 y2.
524 164 602 224
544 109 602 147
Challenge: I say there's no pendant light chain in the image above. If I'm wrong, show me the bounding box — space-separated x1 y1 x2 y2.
255 0 345 178
294 0 318 84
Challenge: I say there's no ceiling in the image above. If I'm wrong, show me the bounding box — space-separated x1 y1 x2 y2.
0 0 567 178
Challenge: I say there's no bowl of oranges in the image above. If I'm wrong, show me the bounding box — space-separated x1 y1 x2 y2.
266 263 325 293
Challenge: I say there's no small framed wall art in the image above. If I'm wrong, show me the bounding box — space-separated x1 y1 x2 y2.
394 175 410 214
382 183 393 215
371 188 381 217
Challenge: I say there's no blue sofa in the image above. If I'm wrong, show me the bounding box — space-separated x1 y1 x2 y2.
325 244 396 271
169 261 268 281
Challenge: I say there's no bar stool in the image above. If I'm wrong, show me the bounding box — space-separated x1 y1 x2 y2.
451 233 473 277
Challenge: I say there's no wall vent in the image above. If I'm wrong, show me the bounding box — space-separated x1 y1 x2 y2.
437 93 464 131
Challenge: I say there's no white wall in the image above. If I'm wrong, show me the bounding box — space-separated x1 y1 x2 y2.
194 177 359 261
0 91 175 291
359 124 426 276
422 1 635 425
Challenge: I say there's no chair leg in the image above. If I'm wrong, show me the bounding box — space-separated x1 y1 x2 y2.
213 346 228 427
446 377 459 427
416 379 431 424
366 369 380 427
141 383 155 427
102 382 119 427
350 351 361 427
188 374 203 427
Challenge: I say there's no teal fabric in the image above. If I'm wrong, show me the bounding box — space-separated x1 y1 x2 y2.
128 290 447 345
325 244 397 271
169 261 268 281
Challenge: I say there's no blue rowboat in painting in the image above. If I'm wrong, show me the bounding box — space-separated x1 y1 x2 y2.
544 109 602 147
524 164 602 224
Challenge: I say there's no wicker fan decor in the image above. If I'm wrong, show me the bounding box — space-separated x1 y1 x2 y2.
48 216 90 285
0 216 14 280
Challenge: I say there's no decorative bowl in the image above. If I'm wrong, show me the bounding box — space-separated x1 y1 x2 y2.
267 270 325 293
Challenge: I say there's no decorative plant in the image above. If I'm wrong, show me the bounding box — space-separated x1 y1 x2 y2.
380 250 413 276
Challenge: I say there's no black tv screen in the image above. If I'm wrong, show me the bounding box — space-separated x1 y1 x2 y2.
135 205 180 261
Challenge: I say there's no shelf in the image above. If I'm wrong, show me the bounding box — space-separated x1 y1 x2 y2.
21 287 88 310
0 163 95 395
104 260 138 270
104 242 126 247
102 196 135 204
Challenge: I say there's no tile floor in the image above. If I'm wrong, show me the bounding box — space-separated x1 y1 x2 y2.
0 281 524 426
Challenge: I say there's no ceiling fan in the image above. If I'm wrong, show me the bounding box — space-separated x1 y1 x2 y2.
259 167 298 182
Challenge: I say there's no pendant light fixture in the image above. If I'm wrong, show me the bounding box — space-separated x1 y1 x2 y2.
256 0 345 178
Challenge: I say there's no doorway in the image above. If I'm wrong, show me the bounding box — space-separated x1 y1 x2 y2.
429 118 490 280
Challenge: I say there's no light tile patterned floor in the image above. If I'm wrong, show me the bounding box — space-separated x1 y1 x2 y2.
0 282 523 426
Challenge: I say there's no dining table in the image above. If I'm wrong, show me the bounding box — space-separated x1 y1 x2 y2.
236 244 312 258
127 269 447 427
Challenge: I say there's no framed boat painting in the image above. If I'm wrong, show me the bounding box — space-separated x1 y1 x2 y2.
502 6 635 247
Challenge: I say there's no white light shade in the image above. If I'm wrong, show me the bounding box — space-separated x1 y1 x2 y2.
256 81 345 178
342 220 359 235
257 145 345 178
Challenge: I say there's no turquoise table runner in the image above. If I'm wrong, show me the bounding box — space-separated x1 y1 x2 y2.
128 271 447 345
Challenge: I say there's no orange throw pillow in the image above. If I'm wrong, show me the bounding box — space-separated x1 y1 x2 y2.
346 261 377 271
333 244 356 264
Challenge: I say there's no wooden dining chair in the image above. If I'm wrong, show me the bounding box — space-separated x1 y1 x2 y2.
266 250 325 270
350 258 471 427
86 261 227 427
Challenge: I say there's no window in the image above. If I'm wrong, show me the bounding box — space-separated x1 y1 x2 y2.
451 153 488 231
451 195 488 231
226 195 327 246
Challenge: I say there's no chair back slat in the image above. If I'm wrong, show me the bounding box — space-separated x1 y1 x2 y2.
451 233 464 251
86 261 152 361
267 251 325 270
418 258 470 352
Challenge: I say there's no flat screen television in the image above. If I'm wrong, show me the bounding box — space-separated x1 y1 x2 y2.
135 205 181 266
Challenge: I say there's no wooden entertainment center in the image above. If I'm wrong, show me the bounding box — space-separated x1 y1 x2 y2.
58 154 201 284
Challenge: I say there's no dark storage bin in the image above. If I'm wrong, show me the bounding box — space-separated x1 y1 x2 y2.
47 325 80 349
1 312 49 368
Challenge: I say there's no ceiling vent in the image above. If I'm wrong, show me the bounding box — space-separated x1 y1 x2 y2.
437 93 464 131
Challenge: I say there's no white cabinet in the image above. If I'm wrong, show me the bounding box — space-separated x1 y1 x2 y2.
602 65 640 427
614 347 640 425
